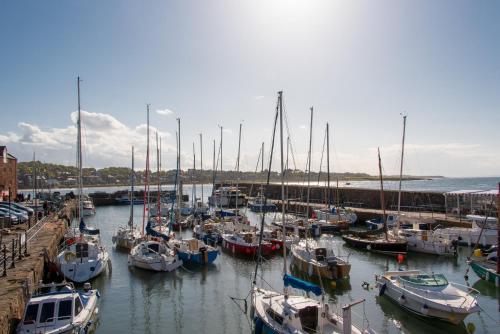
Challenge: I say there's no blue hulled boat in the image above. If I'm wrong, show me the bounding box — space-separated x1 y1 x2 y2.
169 238 219 265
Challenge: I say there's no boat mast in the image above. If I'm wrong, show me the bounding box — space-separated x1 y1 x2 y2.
192 142 196 210
253 93 279 286
326 123 331 209
77 77 82 225
497 182 499 275
141 104 150 236
278 92 287 291
235 123 242 211
199 133 203 204
220 125 223 210
129 146 134 229
305 107 313 250
397 114 407 217
378 148 388 241
177 118 181 220
156 132 161 223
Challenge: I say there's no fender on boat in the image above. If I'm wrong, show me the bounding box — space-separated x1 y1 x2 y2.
379 283 386 296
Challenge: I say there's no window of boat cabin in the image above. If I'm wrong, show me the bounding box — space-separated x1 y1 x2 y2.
58 300 73 320
76 243 89 258
23 304 39 324
39 302 55 323
266 308 284 325
74 297 83 315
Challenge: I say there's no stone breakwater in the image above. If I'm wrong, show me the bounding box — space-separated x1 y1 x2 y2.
0 205 72 334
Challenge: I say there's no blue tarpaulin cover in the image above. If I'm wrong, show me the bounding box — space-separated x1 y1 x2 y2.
145 220 170 241
283 274 322 296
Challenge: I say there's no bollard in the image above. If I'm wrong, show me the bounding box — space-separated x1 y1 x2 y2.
2 245 7 276
24 232 30 257
18 234 23 260
10 239 15 269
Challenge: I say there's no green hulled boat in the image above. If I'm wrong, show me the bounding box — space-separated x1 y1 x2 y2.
470 260 500 286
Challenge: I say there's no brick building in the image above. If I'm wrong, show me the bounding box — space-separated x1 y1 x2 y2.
0 146 17 200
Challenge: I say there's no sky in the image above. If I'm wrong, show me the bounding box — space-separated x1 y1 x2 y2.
0 0 499 177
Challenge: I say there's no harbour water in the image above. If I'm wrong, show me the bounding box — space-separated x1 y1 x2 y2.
22 176 500 196
85 204 500 334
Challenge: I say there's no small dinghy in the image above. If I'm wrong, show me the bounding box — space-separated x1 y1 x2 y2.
17 282 100 334
375 270 479 324
128 240 182 272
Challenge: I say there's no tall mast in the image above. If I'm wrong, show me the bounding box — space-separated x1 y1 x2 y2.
497 182 499 275
261 142 264 173
141 104 150 236
326 123 331 209
212 139 216 198
278 92 287 286
219 126 223 210
32 151 36 207
177 118 181 218
305 107 314 250
77 77 82 224
378 148 388 241
192 141 196 209
235 123 242 210
199 133 204 204
397 115 407 216
129 146 135 229
156 132 161 223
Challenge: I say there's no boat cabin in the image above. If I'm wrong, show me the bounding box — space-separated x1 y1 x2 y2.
20 284 89 334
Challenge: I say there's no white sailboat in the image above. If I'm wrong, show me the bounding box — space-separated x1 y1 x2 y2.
391 115 454 255
252 91 375 334
112 146 142 250
375 270 479 324
128 106 182 272
57 77 109 283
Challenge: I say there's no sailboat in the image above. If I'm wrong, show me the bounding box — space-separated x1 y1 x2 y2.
112 146 143 250
388 115 456 255
468 182 500 286
292 113 351 280
252 91 375 334
342 149 407 255
128 106 181 272
57 77 109 283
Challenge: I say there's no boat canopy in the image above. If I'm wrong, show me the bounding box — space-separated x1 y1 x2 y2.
145 220 169 241
398 273 448 287
283 274 322 296
79 219 100 235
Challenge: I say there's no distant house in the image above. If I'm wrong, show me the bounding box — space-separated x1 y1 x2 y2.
0 146 18 200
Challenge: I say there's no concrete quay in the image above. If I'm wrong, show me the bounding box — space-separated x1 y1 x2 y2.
0 205 72 334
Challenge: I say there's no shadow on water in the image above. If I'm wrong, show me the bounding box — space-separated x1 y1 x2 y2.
375 295 469 334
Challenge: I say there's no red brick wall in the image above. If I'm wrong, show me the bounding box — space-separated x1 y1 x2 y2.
0 157 17 200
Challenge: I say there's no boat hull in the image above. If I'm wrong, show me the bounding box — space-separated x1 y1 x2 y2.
177 249 218 265
470 261 500 286
342 235 407 254
222 238 274 257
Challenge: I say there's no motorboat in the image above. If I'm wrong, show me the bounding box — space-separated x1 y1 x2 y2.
17 282 100 334
313 207 357 225
375 270 479 324
433 214 498 247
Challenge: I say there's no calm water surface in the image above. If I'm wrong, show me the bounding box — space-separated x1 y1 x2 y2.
84 205 499 334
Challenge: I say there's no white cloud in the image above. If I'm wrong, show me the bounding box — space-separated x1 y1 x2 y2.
254 95 265 100
156 108 174 116
0 111 175 169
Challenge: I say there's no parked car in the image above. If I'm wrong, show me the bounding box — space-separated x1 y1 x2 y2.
4 202 34 216
0 202 33 217
0 211 19 224
0 207 28 223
